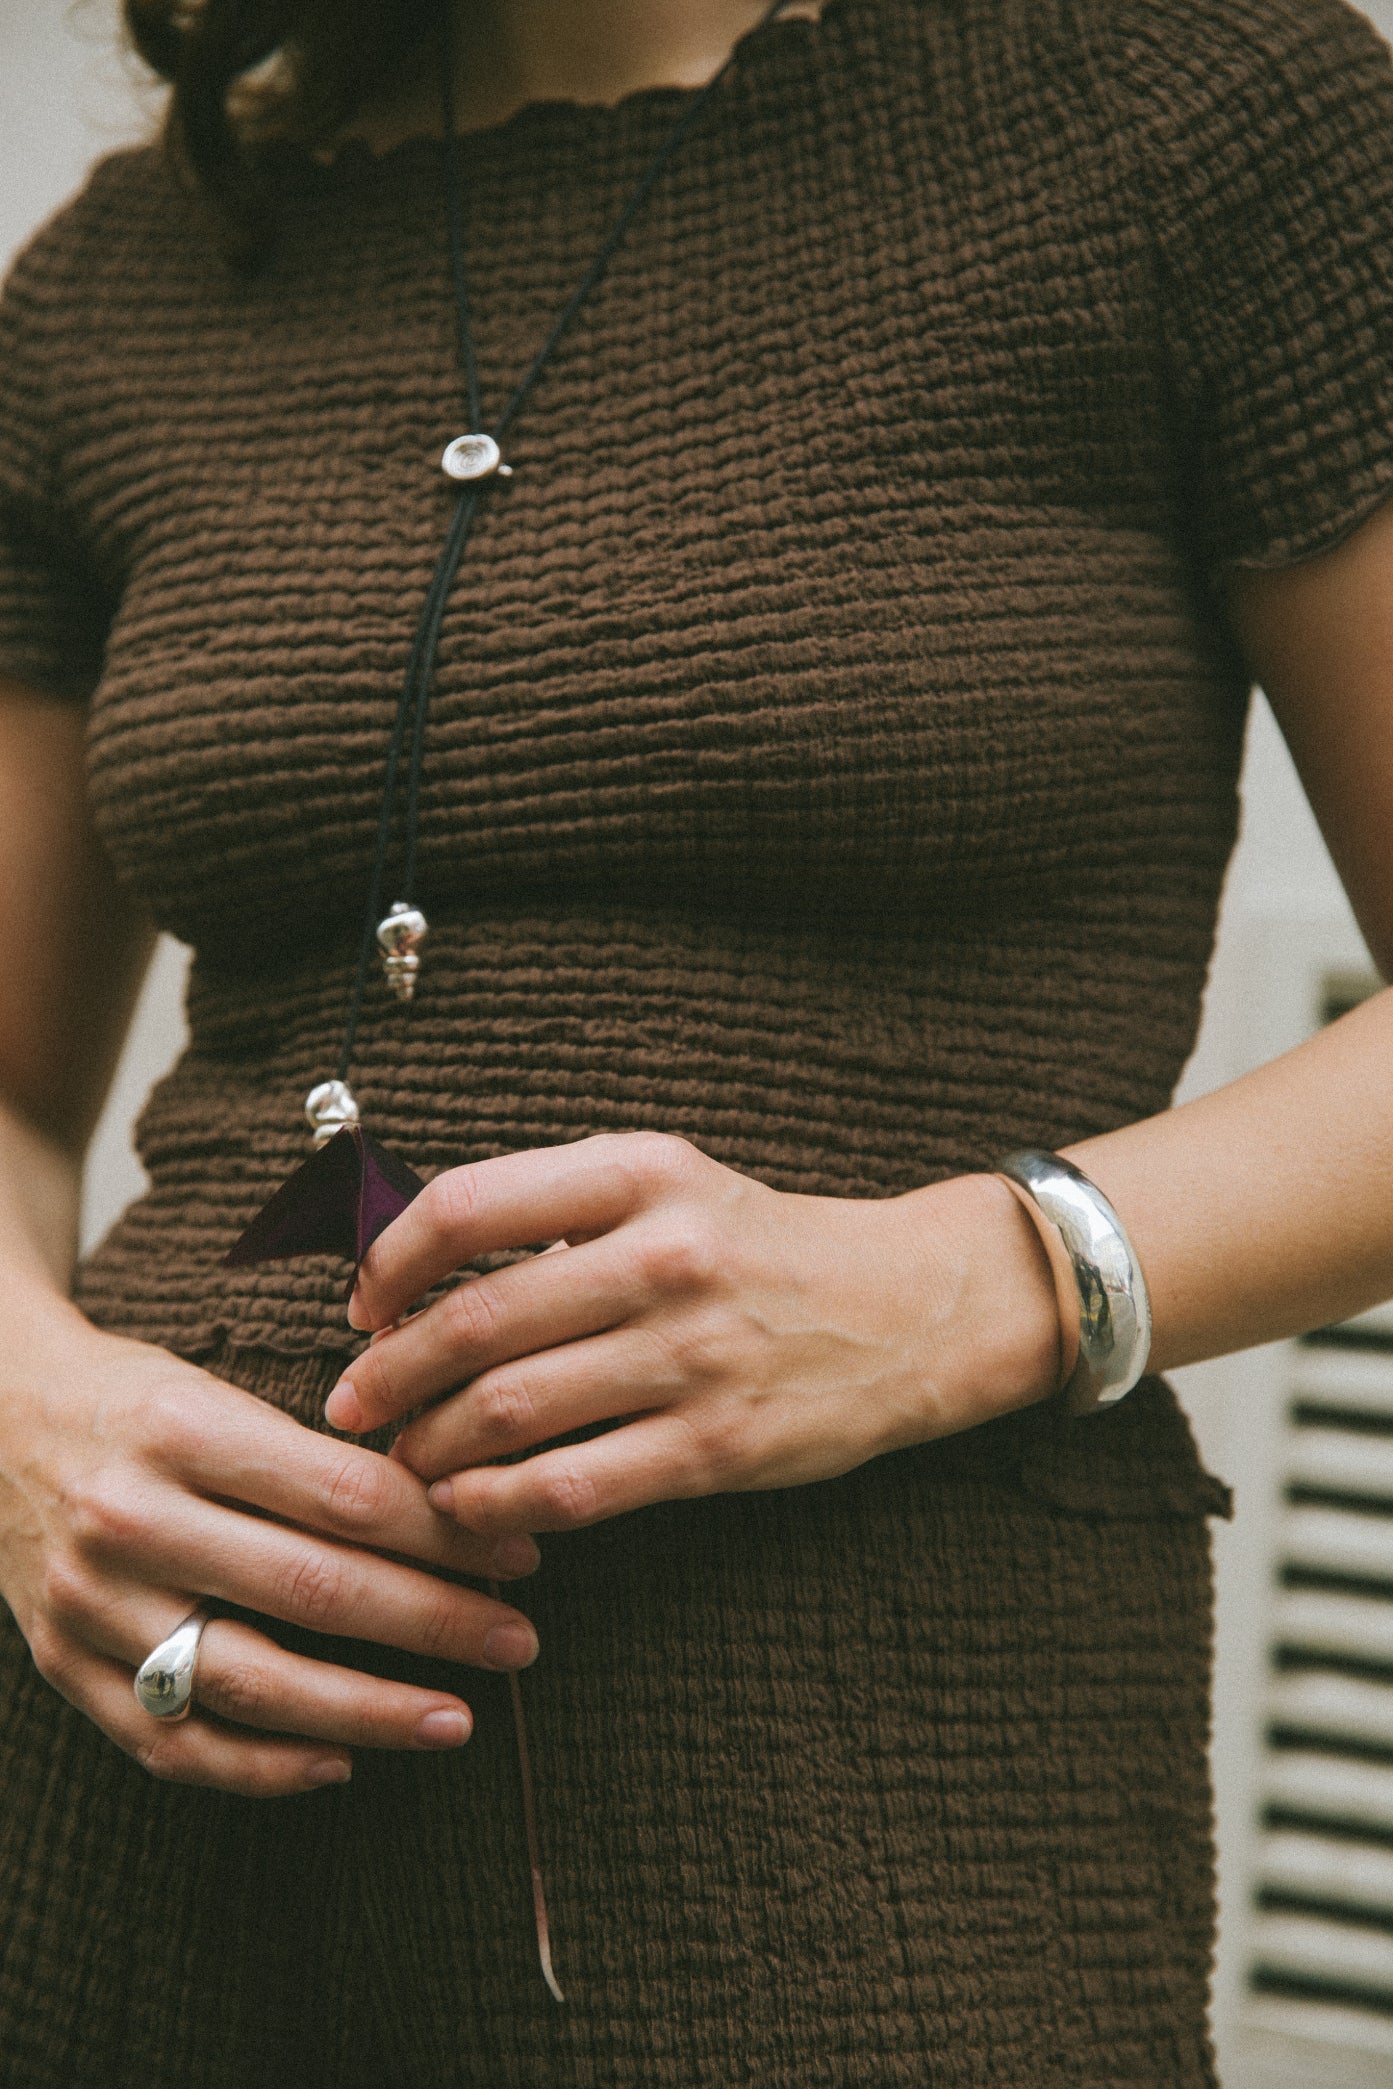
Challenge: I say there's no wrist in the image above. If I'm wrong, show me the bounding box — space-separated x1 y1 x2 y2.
5 1267 103 1382
895 1171 1064 1434
0 1105 82 1295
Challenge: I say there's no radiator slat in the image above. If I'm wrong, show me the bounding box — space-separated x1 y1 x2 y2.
1250 1912 1393 1992
1263 1752 1393 1834
1279 1508 1393 1584
1273 1591 1393 1667
1258 1830 1393 1910
1286 1430 1393 1499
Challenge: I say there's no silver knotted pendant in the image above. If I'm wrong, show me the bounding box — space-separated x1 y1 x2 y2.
376 903 429 1002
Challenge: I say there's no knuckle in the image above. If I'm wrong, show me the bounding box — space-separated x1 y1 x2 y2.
210 1659 273 1726
476 1370 538 1452
582 1132 630 1167
639 1217 720 1294
413 1584 466 1661
40 1552 100 1632
323 1451 393 1532
133 1731 187 1784
683 1406 744 1487
137 1386 205 1470
66 1472 145 1556
445 1277 501 1354
625 1130 695 1190
279 1547 351 1629
425 1164 481 1246
27 1619 72 1689
537 1461 599 1530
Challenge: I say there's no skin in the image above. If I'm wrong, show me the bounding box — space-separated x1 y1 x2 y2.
338 0 827 152
4 0 1393 1797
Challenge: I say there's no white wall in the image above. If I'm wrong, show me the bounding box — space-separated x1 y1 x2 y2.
0 0 187 1249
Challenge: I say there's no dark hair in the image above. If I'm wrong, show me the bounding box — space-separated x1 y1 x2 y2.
123 0 444 259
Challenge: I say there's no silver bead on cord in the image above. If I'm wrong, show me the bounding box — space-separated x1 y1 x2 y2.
441 433 512 482
305 1078 360 1148
376 902 429 1001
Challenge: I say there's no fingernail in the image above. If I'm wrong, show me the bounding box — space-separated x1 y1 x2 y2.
484 1622 539 1670
416 1706 472 1748
428 1479 454 1514
490 1534 541 1577
346 1286 369 1331
306 1756 352 1787
325 1381 364 1432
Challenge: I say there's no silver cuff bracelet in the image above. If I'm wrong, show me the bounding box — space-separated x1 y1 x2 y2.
993 1149 1152 1418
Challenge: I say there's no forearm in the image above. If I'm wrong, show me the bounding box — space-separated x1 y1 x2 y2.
0 1095 83 1307
1061 981 1393 1374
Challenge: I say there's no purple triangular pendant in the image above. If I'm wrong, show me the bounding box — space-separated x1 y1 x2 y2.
223 1125 425 1285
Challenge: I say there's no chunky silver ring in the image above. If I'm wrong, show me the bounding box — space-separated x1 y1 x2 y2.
133 1606 212 1722
994 1150 1152 1418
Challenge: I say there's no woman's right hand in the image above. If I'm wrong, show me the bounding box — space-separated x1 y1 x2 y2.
0 1297 543 1799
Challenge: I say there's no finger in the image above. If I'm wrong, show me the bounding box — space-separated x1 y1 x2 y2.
70 1590 477 1754
37 1635 355 1800
161 1389 539 1579
195 1618 476 1750
432 1411 718 1535
392 1325 680 1481
83 1492 541 1671
350 1130 701 1333
331 1237 645 1434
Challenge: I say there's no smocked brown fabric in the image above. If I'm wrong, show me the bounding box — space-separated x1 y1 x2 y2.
2 0 1392 2080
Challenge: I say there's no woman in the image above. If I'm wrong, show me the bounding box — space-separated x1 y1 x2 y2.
2 0 1392 2079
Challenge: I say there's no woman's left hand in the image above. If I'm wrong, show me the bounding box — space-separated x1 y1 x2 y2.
324 1133 1060 1536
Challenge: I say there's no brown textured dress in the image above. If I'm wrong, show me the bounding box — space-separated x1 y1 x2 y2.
3 0 1393 2080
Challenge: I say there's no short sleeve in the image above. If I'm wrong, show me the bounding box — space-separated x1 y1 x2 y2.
0 215 114 702
1105 0 1393 570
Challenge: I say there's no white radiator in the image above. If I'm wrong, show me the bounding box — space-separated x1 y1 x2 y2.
1244 1324 1393 2064
1198 925 1393 2089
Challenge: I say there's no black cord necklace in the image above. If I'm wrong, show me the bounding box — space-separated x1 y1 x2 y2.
226 0 798 2002
330 0 802 1149
229 0 795 1274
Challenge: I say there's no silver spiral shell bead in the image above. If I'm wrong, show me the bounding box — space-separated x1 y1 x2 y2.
305 1078 360 1148
376 903 429 1002
441 433 510 482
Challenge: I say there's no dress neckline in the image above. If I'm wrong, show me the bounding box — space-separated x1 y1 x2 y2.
302 0 853 173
